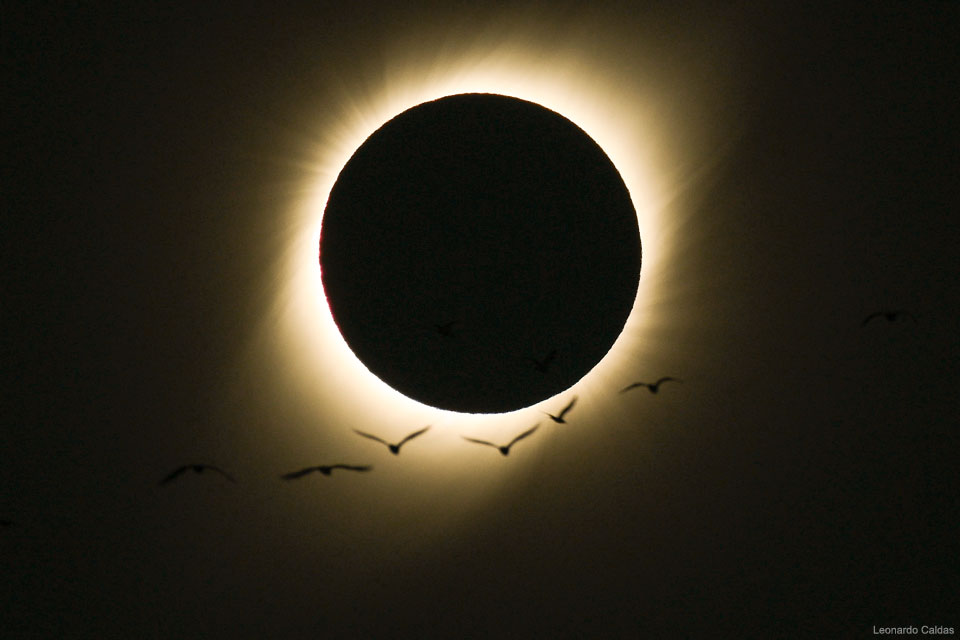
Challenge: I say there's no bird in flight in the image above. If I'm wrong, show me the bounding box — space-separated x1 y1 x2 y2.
159 464 236 485
861 310 917 326
530 349 557 373
462 424 540 456
619 377 682 394
353 426 431 454
434 320 458 337
281 465 372 479
544 396 577 423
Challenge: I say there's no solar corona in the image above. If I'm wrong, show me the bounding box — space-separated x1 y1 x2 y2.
269 12 727 450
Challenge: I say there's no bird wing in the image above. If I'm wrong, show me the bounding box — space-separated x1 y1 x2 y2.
159 466 189 485
655 377 680 385
530 349 556 368
558 396 578 418
508 424 540 447
861 311 883 326
462 436 499 449
206 465 237 483
281 467 318 480
332 465 372 473
397 425 431 447
619 382 644 393
353 429 389 446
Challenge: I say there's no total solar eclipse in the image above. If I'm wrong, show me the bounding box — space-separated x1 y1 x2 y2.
319 93 640 413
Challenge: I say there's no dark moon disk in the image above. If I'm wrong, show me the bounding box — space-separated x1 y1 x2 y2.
320 93 640 413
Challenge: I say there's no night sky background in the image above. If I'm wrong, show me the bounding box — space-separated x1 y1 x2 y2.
4 2 959 638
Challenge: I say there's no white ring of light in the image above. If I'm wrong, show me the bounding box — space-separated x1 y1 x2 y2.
259 11 737 448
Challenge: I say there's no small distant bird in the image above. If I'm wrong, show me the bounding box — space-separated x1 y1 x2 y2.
619 377 682 394
462 424 540 456
434 321 458 337
544 396 577 423
281 465 372 479
353 426 431 454
530 349 557 373
159 464 236 486
861 310 917 326
0 519 13 527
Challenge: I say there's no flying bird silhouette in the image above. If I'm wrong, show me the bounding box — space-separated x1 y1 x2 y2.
353 426 431 454
159 464 236 485
619 377 682 394
281 465 372 479
530 349 557 373
0 519 13 527
462 424 540 456
433 320 458 337
544 396 577 423
861 310 917 326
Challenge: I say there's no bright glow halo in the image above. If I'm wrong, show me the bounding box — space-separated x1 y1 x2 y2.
257 10 739 460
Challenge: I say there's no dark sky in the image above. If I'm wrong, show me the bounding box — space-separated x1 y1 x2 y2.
3 2 959 638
